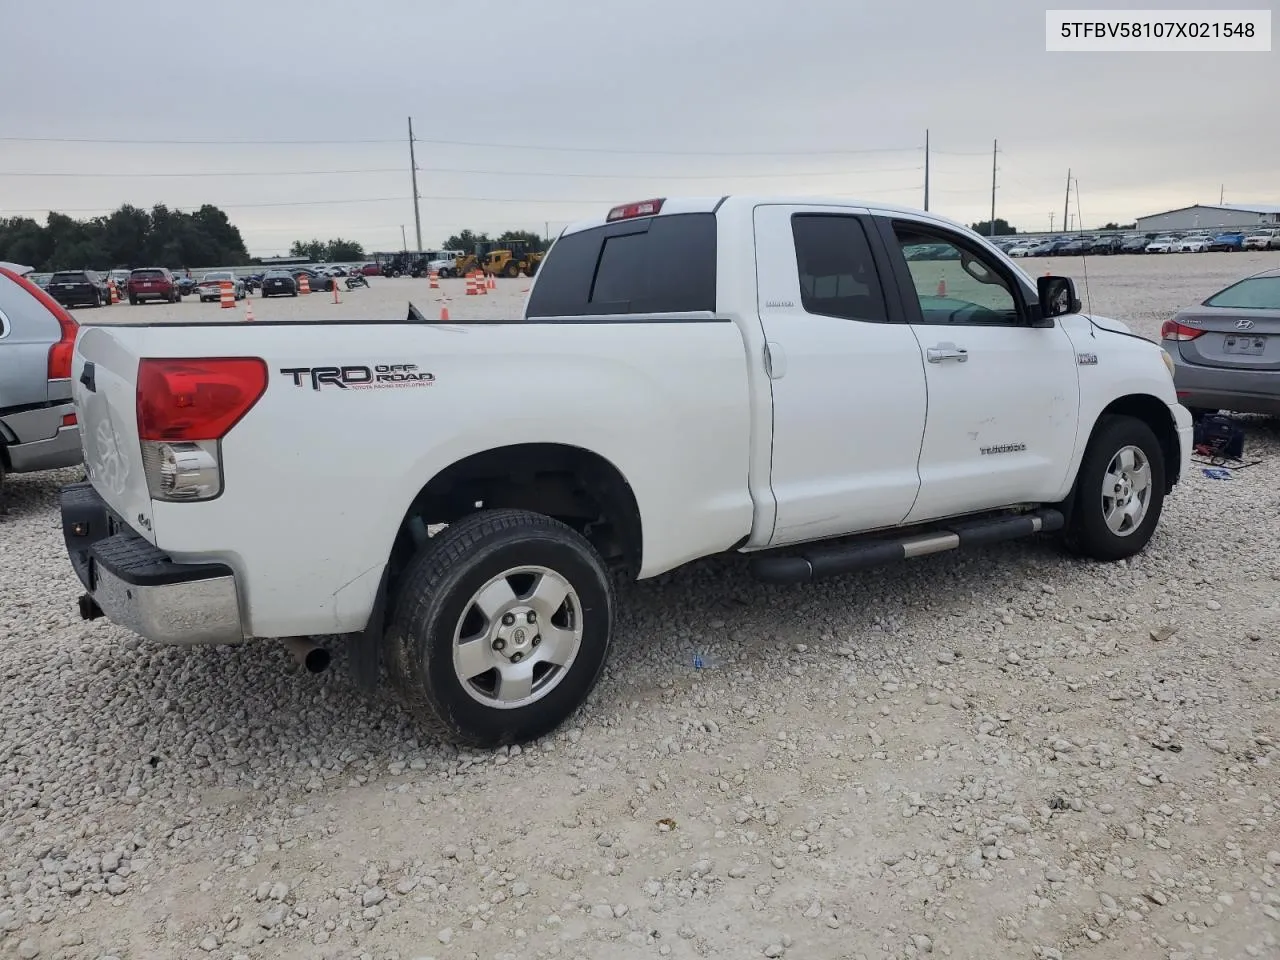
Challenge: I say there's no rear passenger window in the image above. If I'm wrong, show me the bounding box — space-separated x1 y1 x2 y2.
526 212 716 318
791 215 889 323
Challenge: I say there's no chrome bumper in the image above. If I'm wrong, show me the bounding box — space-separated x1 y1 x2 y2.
60 482 246 646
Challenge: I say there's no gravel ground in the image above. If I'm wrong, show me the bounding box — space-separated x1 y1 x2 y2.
3 252 1280 960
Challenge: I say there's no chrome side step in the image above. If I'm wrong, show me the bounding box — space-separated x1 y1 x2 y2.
750 508 1065 585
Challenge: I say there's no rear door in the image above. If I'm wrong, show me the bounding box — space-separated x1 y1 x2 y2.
752 204 928 546
1171 274 1280 372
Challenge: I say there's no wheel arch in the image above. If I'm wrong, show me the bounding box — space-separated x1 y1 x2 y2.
387 443 644 595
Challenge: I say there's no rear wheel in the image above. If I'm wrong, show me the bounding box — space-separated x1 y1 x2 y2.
128 294 138 305
503 262 519 279
386 509 615 748
1063 415 1166 562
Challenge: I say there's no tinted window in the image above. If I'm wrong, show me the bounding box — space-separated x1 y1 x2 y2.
526 212 716 318
790 215 888 323
49 272 86 283
1205 276 1280 310
131 269 165 279
890 224 1020 326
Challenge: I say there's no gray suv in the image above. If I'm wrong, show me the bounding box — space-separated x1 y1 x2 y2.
0 262 83 502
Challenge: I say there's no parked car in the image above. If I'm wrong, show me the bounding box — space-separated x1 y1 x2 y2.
1090 236 1123 255
197 271 245 302
1006 243 1036 257
45 269 111 308
360 262 381 277
260 270 298 298
126 267 182 304
1243 229 1280 251
0 263 82 501
1161 266 1280 417
1058 238 1092 256
1177 237 1210 253
59 194 1192 747
291 267 334 292
1208 232 1246 252
1120 235 1151 254
1146 236 1178 254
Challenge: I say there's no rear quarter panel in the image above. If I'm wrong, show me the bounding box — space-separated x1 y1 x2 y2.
143 320 755 638
0 271 59 417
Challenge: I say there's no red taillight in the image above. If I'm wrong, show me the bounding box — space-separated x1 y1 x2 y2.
0 266 80 380
606 198 665 222
1161 320 1204 341
136 358 268 442
62 412 77 427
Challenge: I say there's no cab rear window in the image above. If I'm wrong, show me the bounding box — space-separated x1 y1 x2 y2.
526 213 716 318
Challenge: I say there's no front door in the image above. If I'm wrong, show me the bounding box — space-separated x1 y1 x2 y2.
873 216 1082 523
753 205 929 546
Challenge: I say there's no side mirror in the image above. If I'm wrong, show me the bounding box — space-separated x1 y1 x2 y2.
1037 275 1081 321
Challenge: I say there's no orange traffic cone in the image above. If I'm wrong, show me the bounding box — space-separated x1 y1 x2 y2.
298 273 311 295
108 279 120 304
439 305 450 321
936 278 947 296
220 281 235 309
429 270 439 289
486 274 496 290
466 273 477 296
477 270 488 296
244 298 255 322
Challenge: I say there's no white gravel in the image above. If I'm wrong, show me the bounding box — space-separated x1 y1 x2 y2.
3 253 1280 959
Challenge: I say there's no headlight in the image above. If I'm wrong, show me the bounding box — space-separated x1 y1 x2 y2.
1160 350 1175 378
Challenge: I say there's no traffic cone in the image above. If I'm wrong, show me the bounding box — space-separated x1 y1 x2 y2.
439 305 450 321
466 273 477 296
477 270 488 296
487 274 496 290
936 278 946 296
429 270 439 289
108 279 120 304
220 281 234 309
244 298 255 322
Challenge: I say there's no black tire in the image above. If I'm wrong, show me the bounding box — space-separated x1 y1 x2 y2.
291 290 297 297
503 262 519 279
1063 415 1166 562
386 509 615 748
128 295 138 305
93 291 103 308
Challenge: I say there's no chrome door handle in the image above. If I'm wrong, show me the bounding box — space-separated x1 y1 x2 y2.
927 344 968 363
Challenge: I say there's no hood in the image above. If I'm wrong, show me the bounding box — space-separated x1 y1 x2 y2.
1083 314 1132 335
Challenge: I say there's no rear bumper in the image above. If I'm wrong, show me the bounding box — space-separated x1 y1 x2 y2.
60 481 245 646
2 402 83 473
1166 347 1280 416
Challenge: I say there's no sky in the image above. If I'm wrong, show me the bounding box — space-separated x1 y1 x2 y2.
1 0 1275 257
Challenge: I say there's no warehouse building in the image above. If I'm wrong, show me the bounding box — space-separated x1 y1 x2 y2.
1135 203 1280 233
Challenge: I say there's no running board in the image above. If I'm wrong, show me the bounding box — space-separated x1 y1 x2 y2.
750 508 1065 585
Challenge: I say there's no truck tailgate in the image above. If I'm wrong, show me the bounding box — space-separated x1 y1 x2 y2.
72 326 156 541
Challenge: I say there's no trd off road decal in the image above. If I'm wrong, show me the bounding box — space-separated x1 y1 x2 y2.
280 364 435 391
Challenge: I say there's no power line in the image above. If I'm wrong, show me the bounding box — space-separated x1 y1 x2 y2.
0 133 925 157
0 163 927 181
2 181 931 215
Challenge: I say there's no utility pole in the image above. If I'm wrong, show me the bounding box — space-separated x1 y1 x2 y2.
1063 169 1071 234
407 117 423 255
989 138 997 236
400 225 407 253
1220 184 1225 204
1049 212 1055 232
923 129 930 212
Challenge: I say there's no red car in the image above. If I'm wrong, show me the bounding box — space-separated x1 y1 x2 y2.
127 267 182 304
360 262 381 276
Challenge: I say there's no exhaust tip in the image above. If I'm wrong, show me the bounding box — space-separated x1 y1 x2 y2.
282 636 330 674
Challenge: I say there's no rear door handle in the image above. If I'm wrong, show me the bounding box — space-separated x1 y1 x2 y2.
926 344 968 363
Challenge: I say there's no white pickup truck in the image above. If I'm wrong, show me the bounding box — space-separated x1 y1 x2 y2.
60 195 1192 747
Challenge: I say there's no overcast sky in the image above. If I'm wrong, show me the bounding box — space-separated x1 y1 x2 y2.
2 0 1274 255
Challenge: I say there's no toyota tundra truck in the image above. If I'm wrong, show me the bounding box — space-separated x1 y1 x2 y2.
59 195 1193 747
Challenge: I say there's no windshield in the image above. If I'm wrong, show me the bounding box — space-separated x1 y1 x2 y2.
1204 276 1280 310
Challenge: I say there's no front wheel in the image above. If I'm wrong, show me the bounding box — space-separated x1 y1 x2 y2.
1063 415 1166 562
386 509 615 748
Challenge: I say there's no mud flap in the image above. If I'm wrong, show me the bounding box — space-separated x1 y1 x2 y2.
350 566 389 693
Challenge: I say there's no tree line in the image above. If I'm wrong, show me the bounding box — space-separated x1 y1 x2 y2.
442 229 548 253
0 204 251 272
